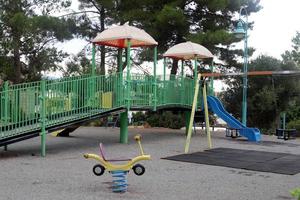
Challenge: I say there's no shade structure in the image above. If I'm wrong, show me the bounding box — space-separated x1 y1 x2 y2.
163 41 213 60
92 22 158 48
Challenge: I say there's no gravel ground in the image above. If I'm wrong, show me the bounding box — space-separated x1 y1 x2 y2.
1 127 299 200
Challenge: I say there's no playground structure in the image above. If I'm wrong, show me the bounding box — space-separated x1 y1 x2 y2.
0 23 210 156
0 23 267 156
84 134 150 192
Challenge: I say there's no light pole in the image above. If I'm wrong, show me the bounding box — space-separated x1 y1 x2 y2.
234 7 248 126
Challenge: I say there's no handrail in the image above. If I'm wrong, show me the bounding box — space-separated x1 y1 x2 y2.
0 73 209 140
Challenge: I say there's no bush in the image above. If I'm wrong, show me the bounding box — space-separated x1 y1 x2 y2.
132 111 146 125
287 119 300 132
290 188 300 200
146 111 185 129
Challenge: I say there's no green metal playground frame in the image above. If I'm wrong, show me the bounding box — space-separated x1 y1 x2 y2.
0 38 214 156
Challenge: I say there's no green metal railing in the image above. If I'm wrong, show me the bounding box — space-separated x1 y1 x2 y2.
0 73 208 141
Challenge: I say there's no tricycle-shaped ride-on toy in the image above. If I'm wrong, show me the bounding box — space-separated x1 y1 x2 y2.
83 134 151 192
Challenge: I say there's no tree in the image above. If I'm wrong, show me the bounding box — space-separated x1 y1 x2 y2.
64 0 261 77
114 0 261 75
221 54 300 132
63 51 91 76
282 31 300 67
0 0 76 83
63 0 119 76
282 32 300 124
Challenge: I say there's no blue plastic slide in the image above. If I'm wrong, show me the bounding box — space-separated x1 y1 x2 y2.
207 96 261 142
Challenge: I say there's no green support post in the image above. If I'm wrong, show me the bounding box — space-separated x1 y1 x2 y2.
126 40 131 110
90 43 96 109
181 60 184 104
92 44 96 76
117 48 123 105
120 111 128 143
163 57 166 104
194 59 198 87
185 110 191 135
209 64 214 96
181 60 184 77
194 59 198 108
40 80 46 157
3 81 9 124
153 46 157 111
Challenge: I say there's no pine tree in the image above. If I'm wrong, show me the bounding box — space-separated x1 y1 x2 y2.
0 0 76 83
115 0 261 74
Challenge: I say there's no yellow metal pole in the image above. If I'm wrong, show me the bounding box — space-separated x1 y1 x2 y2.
203 81 212 149
184 73 201 153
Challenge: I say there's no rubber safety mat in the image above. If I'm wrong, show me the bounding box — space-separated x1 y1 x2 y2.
162 148 300 175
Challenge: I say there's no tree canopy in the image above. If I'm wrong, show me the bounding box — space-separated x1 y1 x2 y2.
0 0 76 83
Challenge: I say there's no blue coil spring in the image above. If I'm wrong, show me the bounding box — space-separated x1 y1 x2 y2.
111 170 128 193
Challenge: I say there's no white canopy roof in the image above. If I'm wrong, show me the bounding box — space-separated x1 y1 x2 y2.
92 22 158 48
163 41 213 60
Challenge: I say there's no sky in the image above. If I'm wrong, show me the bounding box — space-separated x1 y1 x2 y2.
247 0 300 58
54 0 300 90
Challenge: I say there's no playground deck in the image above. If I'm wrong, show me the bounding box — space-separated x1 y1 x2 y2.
0 127 299 200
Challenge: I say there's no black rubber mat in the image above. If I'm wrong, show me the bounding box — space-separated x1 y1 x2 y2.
162 148 300 175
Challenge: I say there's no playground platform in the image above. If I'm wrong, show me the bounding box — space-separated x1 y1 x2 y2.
0 127 299 200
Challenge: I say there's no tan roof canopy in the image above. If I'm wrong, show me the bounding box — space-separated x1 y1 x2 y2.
92 22 158 48
163 41 213 60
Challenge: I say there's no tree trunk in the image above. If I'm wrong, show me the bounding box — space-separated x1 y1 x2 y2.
170 59 178 80
170 36 184 76
100 6 105 75
13 34 21 84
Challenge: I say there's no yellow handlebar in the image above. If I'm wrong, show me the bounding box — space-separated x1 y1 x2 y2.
134 134 145 155
134 134 141 141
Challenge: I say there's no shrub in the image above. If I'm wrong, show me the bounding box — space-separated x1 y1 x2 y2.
132 111 146 124
290 188 300 200
287 119 300 132
146 111 185 129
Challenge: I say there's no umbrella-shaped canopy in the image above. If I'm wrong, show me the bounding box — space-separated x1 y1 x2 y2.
92 22 158 48
163 41 213 60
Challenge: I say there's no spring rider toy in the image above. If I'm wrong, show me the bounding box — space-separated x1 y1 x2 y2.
83 134 151 193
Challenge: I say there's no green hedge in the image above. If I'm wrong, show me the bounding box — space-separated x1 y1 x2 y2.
287 119 300 131
146 111 185 129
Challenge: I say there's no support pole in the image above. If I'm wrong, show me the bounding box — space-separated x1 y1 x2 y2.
3 81 9 124
194 59 198 88
92 44 96 76
194 59 198 108
126 40 131 110
120 111 128 144
181 60 184 104
242 22 248 126
117 48 123 105
209 63 214 96
90 44 96 108
153 46 157 111
163 57 166 104
40 80 46 157
4 145 7 151
184 73 201 153
185 110 191 135
203 80 212 149
181 60 184 77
